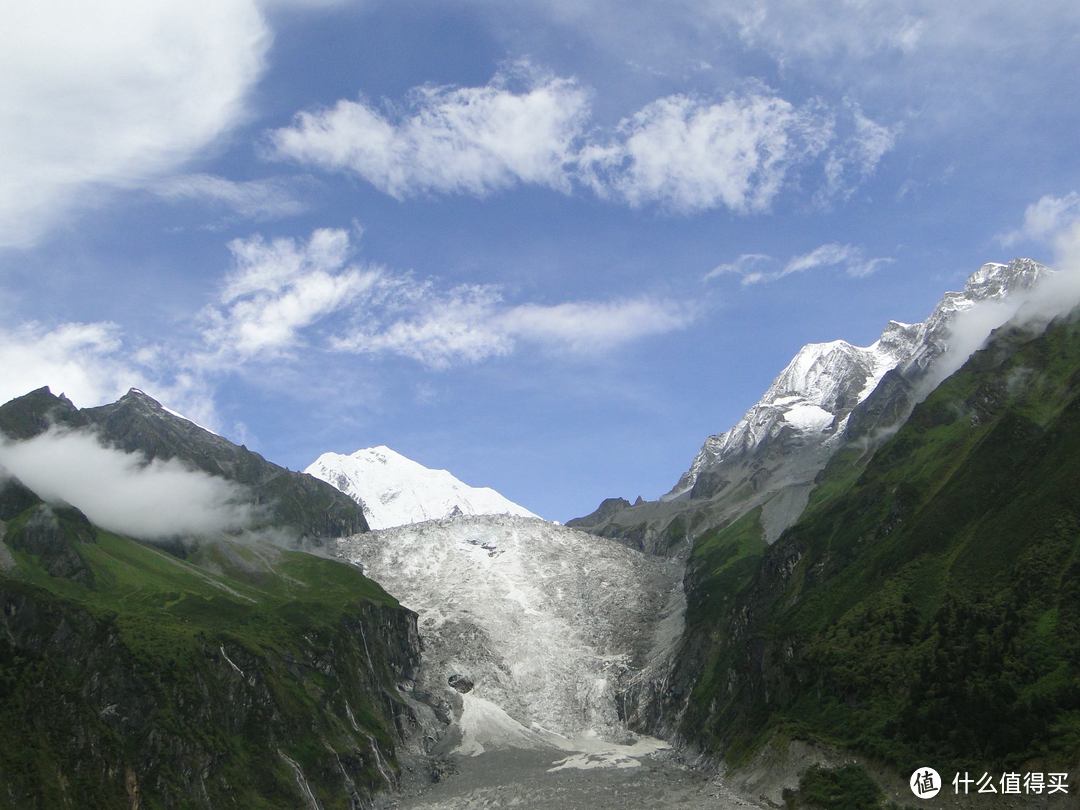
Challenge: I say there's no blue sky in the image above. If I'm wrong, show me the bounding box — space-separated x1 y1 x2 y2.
3 1 1080 521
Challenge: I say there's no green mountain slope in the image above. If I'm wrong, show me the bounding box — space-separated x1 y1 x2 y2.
665 312 1080 774
0 497 420 809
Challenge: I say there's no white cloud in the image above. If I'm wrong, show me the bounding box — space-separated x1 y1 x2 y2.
0 321 224 432
579 93 829 213
500 298 692 352
0 322 136 407
781 243 889 278
270 69 893 213
918 256 1080 401
0 1 271 248
153 173 309 220
202 228 381 361
269 64 590 198
819 106 898 203
333 284 514 368
720 1 934 61
331 280 694 369
0 427 255 539
704 253 772 282
202 226 695 369
707 243 892 285
999 192 1080 247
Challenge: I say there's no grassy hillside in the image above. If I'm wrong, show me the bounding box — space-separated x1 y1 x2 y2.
669 312 1080 775
0 500 419 809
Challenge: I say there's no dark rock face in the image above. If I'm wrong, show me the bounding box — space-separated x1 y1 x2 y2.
0 479 40 522
447 673 474 693
565 497 632 530
6 504 95 585
0 387 369 543
0 386 85 440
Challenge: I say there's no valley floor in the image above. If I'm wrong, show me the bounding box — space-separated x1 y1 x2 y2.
381 748 765 810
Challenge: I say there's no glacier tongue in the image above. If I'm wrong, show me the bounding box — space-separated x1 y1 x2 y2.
307 445 538 529
336 515 680 757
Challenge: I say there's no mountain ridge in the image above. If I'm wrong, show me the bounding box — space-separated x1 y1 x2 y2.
0 386 369 543
569 257 1050 553
640 306 1080 784
0 387 436 809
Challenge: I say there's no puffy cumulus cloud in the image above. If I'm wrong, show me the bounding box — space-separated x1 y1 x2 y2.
707 243 892 286
0 1 272 249
152 173 309 221
999 192 1080 247
0 427 255 540
201 228 382 362
578 93 829 213
268 64 590 199
270 69 894 213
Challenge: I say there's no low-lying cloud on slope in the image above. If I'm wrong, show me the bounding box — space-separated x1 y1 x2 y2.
0 427 256 540
925 259 1080 398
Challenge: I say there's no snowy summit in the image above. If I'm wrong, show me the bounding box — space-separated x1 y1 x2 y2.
305 445 538 529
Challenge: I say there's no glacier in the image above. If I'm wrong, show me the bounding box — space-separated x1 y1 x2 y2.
307 445 538 529
336 515 682 755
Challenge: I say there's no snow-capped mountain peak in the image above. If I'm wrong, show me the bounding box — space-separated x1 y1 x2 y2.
665 258 1049 500
305 445 539 529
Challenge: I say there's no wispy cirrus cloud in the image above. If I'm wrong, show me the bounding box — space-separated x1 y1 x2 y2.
704 253 773 285
707 243 892 286
197 227 694 370
780 243 891 279
332 285 694 369
268 67 895 214
0 221 696 429
153 173 310 221
818 105 898 204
